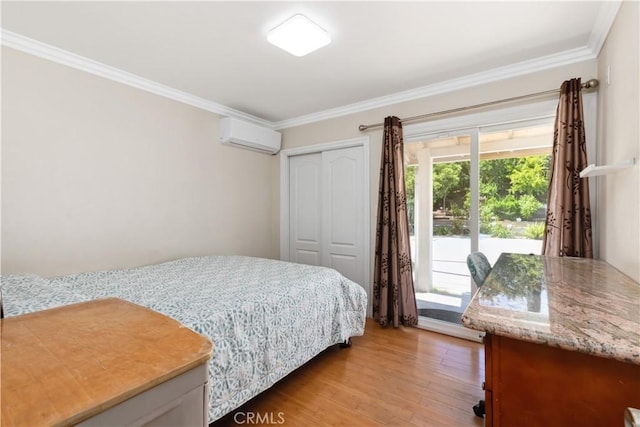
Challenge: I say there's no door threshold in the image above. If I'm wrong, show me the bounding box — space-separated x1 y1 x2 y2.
416 316 483 342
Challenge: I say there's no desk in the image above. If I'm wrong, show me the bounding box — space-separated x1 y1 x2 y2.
1 298 213 426
462 253 640 426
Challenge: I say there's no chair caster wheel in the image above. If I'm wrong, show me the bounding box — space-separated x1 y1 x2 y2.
473 400 485 418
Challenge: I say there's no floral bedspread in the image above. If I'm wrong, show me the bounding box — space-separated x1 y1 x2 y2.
1 256 368 421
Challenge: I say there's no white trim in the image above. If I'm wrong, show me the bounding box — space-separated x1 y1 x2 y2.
416 318 484 343
587 0 622 55
0 29 273 128
403 99 558 142
582 92 599 258
470 129 480 256
279 154 290 263
279 137 371 314
273 47 595 130
279 137 368 158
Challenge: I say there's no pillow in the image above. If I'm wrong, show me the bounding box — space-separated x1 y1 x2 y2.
0 273 89 317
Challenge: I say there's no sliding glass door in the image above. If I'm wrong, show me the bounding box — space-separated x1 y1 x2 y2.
477 125 553 265
405 118 554 337
407 131 475 326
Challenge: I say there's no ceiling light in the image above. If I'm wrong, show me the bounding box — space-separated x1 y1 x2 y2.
267 14 331 57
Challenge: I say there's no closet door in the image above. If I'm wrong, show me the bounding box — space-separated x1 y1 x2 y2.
289 153 323 266
322 147 364 285
288 146 365 286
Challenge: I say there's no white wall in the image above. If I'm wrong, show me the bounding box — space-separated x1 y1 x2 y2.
1 47 279 277
596 0 640 282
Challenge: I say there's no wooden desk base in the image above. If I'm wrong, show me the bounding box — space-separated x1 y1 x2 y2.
484 334 640 426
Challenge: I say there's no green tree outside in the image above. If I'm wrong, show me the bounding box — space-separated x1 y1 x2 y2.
509 156 550 200
408 154 550 237
433 162 462 211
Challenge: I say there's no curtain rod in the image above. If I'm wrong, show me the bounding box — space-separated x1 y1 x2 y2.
358 78 599 131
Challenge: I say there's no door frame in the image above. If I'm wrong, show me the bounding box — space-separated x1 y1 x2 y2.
280 137 371 311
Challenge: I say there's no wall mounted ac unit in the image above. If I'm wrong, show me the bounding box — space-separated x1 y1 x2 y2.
219 117 282 154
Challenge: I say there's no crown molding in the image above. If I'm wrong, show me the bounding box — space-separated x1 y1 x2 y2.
587 0 622 55
275 2 621 130
0 29 274 128
273 0 622 129
273 45 597 130
3 0 621 133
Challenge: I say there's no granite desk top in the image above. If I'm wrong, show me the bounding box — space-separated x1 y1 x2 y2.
462 253 640 365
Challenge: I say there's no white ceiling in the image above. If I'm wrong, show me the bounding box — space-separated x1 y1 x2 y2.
1 1 619 128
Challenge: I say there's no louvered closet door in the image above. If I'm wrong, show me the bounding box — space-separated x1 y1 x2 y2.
288 146 365 286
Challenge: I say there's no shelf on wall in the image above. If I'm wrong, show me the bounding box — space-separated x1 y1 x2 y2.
579 158 636 178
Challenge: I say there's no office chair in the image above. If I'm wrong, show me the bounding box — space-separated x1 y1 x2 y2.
466 252 492 418
467 252 492 288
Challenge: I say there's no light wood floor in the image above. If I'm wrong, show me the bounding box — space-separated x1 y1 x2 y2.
213 318 486 426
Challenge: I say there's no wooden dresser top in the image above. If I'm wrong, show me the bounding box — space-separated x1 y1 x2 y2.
1 298 213 427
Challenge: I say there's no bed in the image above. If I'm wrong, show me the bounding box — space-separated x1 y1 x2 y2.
0 255 368 422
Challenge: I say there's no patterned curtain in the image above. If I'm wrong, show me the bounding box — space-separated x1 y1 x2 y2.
543 78 593 258
373 116 418 327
